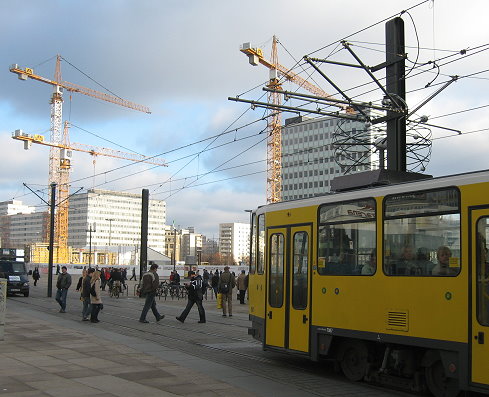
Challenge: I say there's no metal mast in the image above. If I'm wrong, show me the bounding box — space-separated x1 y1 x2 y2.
266 36 282 203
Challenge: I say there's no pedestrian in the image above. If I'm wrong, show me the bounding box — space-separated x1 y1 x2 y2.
81 268 93 321
203 269 210 290
211 270 219 297
100 267 107 291
237 270 248 304
89 270 103 323
176 271 206 323
130 267 137 281
173 270 181 285
121 268 127 290
76 269 87 292
139 262 165 323
55 265 72 313
32 267 40 286
56 264 60 275
219 266 236 317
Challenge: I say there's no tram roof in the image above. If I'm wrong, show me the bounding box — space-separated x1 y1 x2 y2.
256 168 489 214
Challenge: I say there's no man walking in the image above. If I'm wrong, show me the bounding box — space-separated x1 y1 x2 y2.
176 271 206 323
55 266 72 313
139 263 165 323
130 267 137 281
219 266 236 317
237 270 248 304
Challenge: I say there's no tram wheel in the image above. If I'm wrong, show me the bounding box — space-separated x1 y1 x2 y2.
425 360 460 397
339 340 368 382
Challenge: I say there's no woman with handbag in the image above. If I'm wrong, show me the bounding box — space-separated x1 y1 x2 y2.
90 270 103 323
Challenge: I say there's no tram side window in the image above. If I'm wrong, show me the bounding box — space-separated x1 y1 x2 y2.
384 188 461 277
476 218 489 326
317 199 376 276
269 233 284 308
257 214 265 274
250 213 257 274
292 231 308 309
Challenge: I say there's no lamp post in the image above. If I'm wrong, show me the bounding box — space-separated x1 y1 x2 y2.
87 223 96 268
105 218 114 266
105 218 114 246
172 225 177 272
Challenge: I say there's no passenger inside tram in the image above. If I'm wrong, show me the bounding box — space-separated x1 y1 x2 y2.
361 250 376 275
396 245 417 275
431 246 457 276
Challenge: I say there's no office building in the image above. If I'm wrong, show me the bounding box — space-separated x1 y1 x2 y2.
281 115 376 201
68 189 166 253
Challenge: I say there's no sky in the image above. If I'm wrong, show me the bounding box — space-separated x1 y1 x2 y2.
1 0 488 238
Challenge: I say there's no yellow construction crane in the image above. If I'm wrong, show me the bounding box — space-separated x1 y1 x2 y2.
10 55 151 262
240 37 346 203
12 126 167 167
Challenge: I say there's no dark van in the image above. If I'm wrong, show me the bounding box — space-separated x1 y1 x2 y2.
0 261 30 297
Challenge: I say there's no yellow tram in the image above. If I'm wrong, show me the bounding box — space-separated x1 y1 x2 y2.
248 169 489 397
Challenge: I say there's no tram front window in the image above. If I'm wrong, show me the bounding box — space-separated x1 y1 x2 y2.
383 188 461 277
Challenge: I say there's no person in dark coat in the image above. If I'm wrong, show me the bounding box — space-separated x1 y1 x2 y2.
81 268 93 321
211 270 219 297
55 266 72 313
130 267 137 281
32 267 40 286
176 271 206 323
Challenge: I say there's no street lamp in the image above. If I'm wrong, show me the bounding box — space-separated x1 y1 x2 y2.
105 218 114 246
105 218 114 266
87 222 96 268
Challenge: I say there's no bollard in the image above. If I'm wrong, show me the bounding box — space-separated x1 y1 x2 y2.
0 279 6 340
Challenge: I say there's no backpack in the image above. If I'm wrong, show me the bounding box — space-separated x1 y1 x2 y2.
90 283 97 297
220 283 229 293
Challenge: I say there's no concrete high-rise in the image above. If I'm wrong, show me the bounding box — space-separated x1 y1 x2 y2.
281 115 376 201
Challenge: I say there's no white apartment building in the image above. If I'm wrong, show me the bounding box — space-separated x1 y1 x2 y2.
0 200 35 216
68 189 167 253
181 230 203 261
219 222 250 265
0 212 48 248
0 200 46 248
281 115 376 201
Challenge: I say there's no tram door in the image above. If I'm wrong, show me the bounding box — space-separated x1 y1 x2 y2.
266 225 311 352
470 209 489 387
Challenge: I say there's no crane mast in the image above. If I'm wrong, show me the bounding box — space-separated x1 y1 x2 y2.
267 36 282 204
240 37 346 203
